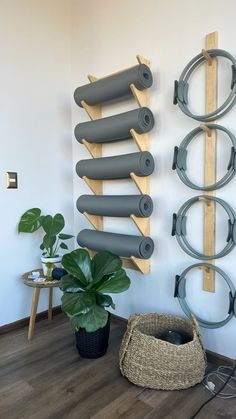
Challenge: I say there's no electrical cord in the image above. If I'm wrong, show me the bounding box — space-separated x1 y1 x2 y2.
190 360 236 419
172 125 236 191
174 263 236 328
174 49 236 122
172 195 236 260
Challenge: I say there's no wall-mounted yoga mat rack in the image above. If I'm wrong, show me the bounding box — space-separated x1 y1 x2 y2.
74 55 154 274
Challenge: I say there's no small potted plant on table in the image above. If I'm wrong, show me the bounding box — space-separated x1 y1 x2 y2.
18 208 74 278
60 248 131 358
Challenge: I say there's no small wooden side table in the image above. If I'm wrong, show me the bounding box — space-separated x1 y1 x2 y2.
21 269 61 341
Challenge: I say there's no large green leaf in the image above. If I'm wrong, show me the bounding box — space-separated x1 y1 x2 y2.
58 233 74 240
70 305 108 332
91 251 122 284
18 208 44 233
61 291 95 316
43 234 56 250
42 214 65 236
60 274 85 292
62 249 92 286
95 269 131 294
96 293 115 309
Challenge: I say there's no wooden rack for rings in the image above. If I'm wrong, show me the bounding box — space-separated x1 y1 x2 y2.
80 55 152 274
199 31 218 292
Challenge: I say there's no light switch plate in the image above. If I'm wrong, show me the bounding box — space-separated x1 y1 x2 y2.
6 172 18 189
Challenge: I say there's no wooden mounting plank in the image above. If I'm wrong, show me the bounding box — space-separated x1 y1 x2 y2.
82 139 102 158
136 55 151 67
130 129 149 151
82 176 102 195
130 215 150 236
203 31 218 292
81 100 101 120
130 172 150 194
130 83 150 107
83 212 103 230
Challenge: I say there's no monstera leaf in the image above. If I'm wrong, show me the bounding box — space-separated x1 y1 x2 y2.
42 214 65 236
18 208 44 233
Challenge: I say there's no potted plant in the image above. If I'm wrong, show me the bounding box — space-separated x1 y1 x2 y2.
60 248 131 358
18 208 74 278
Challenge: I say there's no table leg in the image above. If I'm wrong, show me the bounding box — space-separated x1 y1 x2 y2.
48 288 53 321
28 287 40 341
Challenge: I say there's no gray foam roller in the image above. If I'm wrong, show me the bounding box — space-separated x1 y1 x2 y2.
74 64 153 107
76 151 155 180
76 195 153 217
77 229 154 259
74 107 155 144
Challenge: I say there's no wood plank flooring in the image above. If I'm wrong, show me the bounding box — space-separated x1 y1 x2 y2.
0 314 235 419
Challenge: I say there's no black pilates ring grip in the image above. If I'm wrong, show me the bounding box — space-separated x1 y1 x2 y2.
73 59 155 268
172 125 236 191
174 263 236 328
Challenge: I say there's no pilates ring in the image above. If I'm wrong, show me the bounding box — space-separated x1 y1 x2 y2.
174 49 236 122
174 263 236 328
172 125 236 191
172 195 236 260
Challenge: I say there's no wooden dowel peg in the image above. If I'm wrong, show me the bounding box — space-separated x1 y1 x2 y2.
130 256 150 274
197 266 210 273
83 212 103 230
130 83 150 108
82 139 102 158
136 55 150 67
130 129 149 151
130 214 150 236
81 100 101 120
130 172 150 194
198 196 211 206
82 176 103 195
87 249 150 274
88 75 99 83
202 49 213 65
200 124 212 137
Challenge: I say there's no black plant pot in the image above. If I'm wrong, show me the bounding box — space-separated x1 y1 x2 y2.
75 313 111 359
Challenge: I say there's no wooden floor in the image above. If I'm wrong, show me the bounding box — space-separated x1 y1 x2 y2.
0 314 234 419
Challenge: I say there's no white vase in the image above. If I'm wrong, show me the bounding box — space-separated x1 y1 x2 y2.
41 255 62 278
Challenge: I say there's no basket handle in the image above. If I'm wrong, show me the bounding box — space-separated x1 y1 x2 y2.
119 314 141 368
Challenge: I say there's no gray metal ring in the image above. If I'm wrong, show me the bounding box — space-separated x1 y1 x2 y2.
172 195 236 260
172 125 236 191
174 263 235 328
174 49 236 122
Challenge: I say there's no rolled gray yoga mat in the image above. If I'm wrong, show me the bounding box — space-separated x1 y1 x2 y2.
74 108 155 144
76 195 153 217
76 151 155 180
77 229 154 259
74 64 153 107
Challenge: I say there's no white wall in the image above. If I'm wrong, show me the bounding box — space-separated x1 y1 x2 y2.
71 0 236 358
0 0 73 326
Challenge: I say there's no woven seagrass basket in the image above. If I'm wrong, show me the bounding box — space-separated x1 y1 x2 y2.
119 313 206 390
